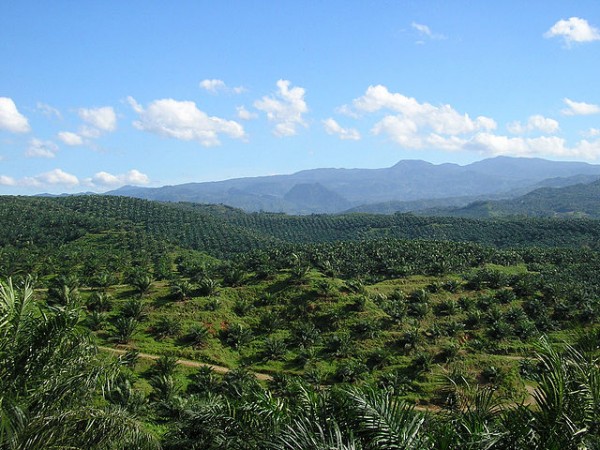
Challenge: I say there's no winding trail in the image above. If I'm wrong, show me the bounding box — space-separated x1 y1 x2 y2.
98 346 273 381
99 346 537 411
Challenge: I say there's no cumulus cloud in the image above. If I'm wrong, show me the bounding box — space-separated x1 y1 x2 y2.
352 85 496 148
127 96 245 146
0 168 149 191
78 106 117 132
22 169 80 188
26 138 58 158
236 105 258 120
464 133 600 160
89 169 150 187
200 79 246 94
562 98 600 116
545 17 600 45
58 131 84 146
342 85 600 159
411 22 446 41
54 106 117 147
200 79 226 93
254 80 308 137
0 175 16 186
0 97 30 133
507 115 560 134
322 118 361 140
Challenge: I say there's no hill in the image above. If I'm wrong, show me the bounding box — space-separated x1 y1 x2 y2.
440 178 600 218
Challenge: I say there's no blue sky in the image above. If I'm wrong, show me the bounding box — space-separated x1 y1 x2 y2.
1 1 600 194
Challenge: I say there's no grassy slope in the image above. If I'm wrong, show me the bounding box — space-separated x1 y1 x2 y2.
2 194 599 406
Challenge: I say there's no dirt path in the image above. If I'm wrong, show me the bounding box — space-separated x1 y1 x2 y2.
99 346 537 411
99 346 273 381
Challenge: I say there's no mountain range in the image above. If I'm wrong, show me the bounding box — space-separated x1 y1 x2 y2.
107 156 600 214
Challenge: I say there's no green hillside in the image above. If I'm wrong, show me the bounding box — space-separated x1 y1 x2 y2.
3 194 600 448
443 179 600 219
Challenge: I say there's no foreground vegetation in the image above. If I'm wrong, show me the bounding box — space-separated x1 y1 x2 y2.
1 194 600 448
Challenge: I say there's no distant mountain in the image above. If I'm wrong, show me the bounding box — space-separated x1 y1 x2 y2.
438 178 600 218
107 156 600 214
283 183 351 213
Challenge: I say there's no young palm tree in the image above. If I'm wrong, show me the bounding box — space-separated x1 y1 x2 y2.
0 277 158 449
498 337 600 449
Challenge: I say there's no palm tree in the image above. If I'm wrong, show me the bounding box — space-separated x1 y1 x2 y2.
170 279 194 301
499 338 600 449
0 277 158 449
112 316 139 344
131 273 153 297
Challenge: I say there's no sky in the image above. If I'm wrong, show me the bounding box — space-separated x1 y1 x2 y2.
1 1 600 194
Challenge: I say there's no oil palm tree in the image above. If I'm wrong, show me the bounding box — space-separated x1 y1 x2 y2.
0 277 158 449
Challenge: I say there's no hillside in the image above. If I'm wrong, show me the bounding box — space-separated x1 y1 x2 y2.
107 156 600 214
441 178 600 219
3 194 600 448
5 195 600 256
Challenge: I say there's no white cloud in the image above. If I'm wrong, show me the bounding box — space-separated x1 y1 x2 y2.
128 96 245 146
23 169 79 187
507 115 560 134
0 168 149 191
545 17 600 45
200 79 226 93
58 131 84 146
585 128 600 137
26 138 58 158
0 175 16 186
464 133 600 160
90 169 150 187
36 102 62 119
200 79 246 94
353 85 495 148
345 85 600 160
236 105 258 120
254 80 308 137
372 115 422 147
411 22 446 40
78 106 117 132
562 98 600 116
0 97 30 133
322 118 361 140
78 126 102 139
54 106 117 147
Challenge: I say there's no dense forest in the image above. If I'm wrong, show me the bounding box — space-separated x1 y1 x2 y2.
1 194 600 449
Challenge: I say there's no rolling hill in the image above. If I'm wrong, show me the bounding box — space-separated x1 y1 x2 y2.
437 178 600 218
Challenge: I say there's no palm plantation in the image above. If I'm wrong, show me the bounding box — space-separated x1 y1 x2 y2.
1 195 600 447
